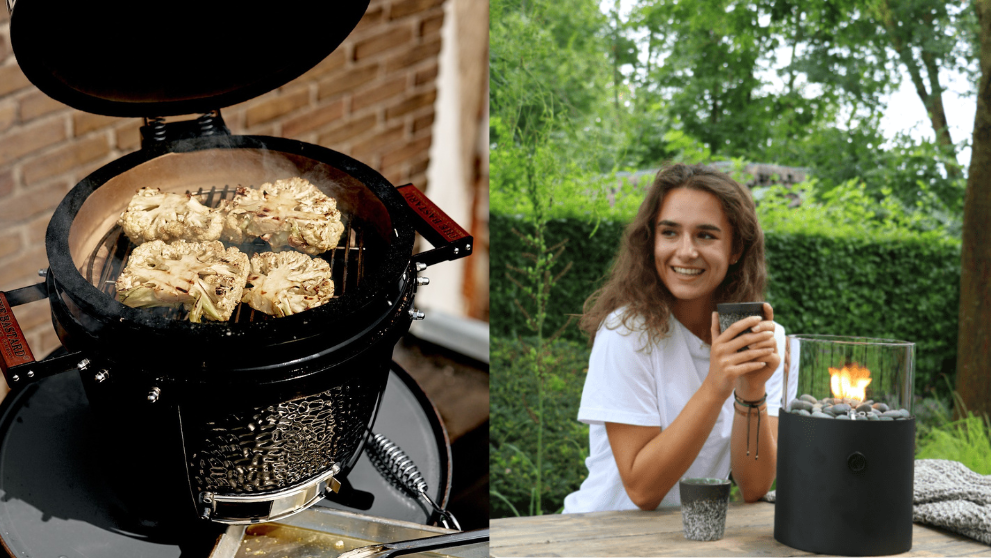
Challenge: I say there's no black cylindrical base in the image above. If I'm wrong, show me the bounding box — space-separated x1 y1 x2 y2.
774 411 915 556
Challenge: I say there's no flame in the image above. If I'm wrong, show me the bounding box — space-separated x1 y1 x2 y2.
829 363 872 402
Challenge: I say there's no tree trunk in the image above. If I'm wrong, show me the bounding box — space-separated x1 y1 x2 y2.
956 0 991 419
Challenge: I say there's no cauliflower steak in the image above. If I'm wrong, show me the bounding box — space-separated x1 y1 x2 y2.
220 177 345 255
117 187 223 245
115 240 250 323
241 251 334 318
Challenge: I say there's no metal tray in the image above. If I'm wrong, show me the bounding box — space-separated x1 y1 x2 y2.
209 507 488 558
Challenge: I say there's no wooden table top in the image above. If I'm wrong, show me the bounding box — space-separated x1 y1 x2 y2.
489 501 990 557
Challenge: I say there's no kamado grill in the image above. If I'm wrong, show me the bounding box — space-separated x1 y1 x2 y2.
0 0 472 527
775 335 916 556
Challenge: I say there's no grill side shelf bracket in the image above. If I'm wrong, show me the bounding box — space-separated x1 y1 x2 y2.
398 183 473 268
0 282 83 388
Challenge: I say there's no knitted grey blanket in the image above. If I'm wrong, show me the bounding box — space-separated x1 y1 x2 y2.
761 459 991 545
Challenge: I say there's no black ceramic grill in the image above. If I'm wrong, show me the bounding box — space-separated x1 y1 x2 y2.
0 0 473 526
187 375 382 495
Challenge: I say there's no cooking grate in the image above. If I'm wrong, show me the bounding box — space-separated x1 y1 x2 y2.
83 185 365 322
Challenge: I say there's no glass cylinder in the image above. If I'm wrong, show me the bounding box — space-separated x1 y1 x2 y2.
783 335 915 417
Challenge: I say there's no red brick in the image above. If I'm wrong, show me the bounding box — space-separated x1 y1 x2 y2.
116 120 142 152
22 135 111 185
317 63 380 100
0 118 67 166
381 136 431 168
251 124 278 137
0 234 20 260
408 172 428 192
0 32 10 64
282 99 346 138
407 155 431 177
316 114 378 147
0 169 12 198
0 182 70 223
351 76 408 112
414 63 439 86
11 298 51 332
383 168 404 185
0 64 31 97
354 6 385 32
354 26 414 61
73 111 120 136
0 101 14 134
297 49 348 83
0 245 47 291
420 11 445 37
19 91 66 122
25 212 51 244
351 124 406 159
412 111 435 134
72 161 104 184
245 88 310 128
390 0 444 19
384 38 442 73
385 89 437 120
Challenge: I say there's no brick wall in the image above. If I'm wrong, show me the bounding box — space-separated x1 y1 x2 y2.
0 0 456 394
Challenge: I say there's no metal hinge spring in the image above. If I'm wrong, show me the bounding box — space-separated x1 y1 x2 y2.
365 432 461 530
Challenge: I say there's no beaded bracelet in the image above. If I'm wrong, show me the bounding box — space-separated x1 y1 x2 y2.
733 391 767 460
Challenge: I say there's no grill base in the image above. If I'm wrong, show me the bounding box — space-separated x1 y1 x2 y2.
0 359 449 553
774 411 915 556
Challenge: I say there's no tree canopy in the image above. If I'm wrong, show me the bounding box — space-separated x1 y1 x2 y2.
491 0 975 231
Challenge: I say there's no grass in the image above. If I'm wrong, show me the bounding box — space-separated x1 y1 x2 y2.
915 394 991 475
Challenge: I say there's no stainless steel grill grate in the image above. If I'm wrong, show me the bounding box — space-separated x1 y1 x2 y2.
84 185 366 322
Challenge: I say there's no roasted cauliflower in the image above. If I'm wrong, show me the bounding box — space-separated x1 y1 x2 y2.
241 251 334 317
219 177 345 255
115 240 250 323
117 187 223 245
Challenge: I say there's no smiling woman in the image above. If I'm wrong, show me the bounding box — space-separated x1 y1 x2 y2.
563 163 793 514
654 188 739 333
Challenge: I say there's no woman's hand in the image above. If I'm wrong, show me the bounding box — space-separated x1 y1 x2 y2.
735 303 781 399
705 304 779 401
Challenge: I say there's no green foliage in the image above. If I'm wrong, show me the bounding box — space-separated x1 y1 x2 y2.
490 0 610 134
766 117 967 230
915 394 991 475
490 337 592 518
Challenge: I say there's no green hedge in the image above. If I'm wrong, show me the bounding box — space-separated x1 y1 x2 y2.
491 211 961 397
489 337 591 518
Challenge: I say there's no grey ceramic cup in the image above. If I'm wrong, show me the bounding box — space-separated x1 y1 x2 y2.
717 302 766 351
679 478 731 541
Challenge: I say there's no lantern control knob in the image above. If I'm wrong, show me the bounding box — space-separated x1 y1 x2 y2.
847 452 868 474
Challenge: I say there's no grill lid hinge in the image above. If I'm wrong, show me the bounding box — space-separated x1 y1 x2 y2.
140 110 230 148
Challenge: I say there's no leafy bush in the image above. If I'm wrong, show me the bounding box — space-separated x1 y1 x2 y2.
490 337 591 518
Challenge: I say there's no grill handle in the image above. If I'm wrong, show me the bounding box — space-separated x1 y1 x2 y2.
0 279 83 390
397 184 473 268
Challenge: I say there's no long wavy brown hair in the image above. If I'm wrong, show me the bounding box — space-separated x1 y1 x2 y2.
580 163 767 346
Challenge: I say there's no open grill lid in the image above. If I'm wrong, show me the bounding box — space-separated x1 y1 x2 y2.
9 0 369 117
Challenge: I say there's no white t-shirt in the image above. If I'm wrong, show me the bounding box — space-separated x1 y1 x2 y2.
562 309 792 513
